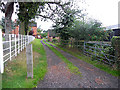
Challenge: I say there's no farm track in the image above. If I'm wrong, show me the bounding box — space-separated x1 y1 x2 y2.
37 40 119 88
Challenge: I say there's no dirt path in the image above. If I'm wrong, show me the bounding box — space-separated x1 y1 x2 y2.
44 40 119 88
37 40 84 88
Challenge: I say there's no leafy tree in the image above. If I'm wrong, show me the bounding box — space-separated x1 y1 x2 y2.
40 30 48 38
0 0 83 36
52 8 78 41
69 19 107 41
37 25 43 34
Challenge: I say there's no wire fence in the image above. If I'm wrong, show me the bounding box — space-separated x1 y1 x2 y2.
0 29 35 73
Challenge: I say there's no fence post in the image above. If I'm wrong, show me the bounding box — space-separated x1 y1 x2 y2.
21 35 22 51
9 34 11 61
25 36 26 47
18 34 20 54
23 35 24 49
95 43 96 56
26 44 33 78
28 35 29 44
0 29 4 73
84 41 86 54
15 34 17 56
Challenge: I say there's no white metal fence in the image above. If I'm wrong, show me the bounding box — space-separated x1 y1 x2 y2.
0 29 35 73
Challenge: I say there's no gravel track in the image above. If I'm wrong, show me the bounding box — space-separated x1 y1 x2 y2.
44 40 119 88
37 40 84 88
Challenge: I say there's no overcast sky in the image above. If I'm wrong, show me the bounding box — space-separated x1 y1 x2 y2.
0 0 119 30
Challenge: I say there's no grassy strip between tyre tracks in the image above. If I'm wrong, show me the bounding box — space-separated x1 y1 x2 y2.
2 39 47 88
48 41 120 77
43 40 82 76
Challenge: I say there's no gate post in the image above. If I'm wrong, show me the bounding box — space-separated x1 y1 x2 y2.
26 44 33 78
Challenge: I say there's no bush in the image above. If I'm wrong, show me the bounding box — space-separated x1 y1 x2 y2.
52 38 58 43
111 36 120 47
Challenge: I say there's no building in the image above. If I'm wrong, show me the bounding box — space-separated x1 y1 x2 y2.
105 24 120 40
29 23 37 37
11 19 19 37
47 29 59 42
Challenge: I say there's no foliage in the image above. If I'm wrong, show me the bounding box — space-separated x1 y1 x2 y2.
70 19 108 41
37 28 42 34
52 8 78 44
52 38 58 43
0 16 5 32
41 32 47 38
111 36 120 47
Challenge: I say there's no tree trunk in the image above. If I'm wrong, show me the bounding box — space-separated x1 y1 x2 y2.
19 22 25 35
25 21 28 35
4 2 14 48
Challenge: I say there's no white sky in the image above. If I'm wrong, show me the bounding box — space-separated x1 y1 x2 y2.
84 0 119 27
0 0 119 30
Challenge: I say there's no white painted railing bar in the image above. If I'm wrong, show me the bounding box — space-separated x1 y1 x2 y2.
2 41 10 43
3 47 10 51
3 53 10 58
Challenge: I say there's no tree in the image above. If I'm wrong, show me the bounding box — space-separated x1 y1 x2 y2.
0 0 81 35
69 19 107 41
0 16 5 32
52 8 78 41
0 2 14 34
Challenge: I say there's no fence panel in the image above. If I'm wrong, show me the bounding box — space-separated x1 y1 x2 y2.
0 29 35 73
84 41 116 65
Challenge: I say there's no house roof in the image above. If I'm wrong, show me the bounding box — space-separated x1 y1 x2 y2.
29 23 37 27
106 24 120 30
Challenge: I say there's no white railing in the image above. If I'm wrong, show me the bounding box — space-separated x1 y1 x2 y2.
0 29 35 73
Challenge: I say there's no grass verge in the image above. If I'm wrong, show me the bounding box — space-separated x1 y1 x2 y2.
48 41 120 77
2 39 47 88
43 40 82 76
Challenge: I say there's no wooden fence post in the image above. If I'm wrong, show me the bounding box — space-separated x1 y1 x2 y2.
95 43 96 56
0 29 4 73
9 34 11 61
25 36 26 48
84 41 85 54
28 35 29 44
26 44 33 78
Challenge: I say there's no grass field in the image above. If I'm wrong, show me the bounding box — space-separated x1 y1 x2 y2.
2 39 47 88
48 41 120 77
